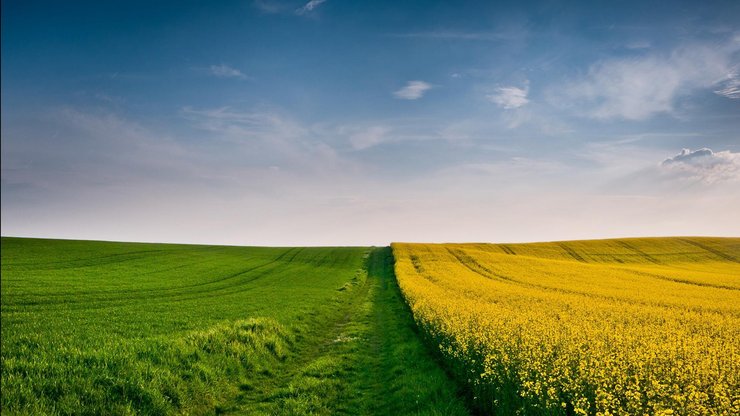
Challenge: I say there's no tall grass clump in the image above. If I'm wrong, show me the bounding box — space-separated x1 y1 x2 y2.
2 318 293 415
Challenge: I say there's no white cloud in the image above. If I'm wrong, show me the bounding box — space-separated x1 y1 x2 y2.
180 106 356 177
254 0 326 16
625 40 651 50
714 69 740 99
209 64 247 79
487 84 529 109
393 81 432 100
349 126 390 150
560 42 739 120
0 108 199 195
296 0 327 14
390 31 514 41
662 148 715 164
253 0 284 13
5 108 740 246
182 107 303 137
660 148 740 184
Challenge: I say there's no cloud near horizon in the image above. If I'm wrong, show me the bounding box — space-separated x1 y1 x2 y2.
660 148 740 184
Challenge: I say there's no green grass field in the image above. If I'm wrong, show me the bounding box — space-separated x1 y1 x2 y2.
0 238 468 415
3 236 738 415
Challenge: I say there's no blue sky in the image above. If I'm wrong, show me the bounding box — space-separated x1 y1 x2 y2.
2 0 739 245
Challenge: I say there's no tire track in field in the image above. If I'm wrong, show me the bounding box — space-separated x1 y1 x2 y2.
5 249 174 269
8 248 304 308
8 255 225 299
615 267 740 291
7 263 292 313
446 248 738 316
11 248 296 302
679 238 740 263
446 248 518 284
489 239 737 292
134 248 310 303
556 242 587 263
4 243 231 269
614 240 661 264
498 244 517 255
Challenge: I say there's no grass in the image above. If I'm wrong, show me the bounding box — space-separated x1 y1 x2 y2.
0 238 468 415
223 247 469 415
7 235 736 415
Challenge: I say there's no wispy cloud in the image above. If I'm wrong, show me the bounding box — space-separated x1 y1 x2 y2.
252 0 285 14
296 0 327 15
209 64 248 79
390 31 514 41
486 84 529 109
558 42 739 120
625 40 651 50
182 107 305 142
93 92 125 105
253 0 326 16
714 69 740 99
1 108 192 194
393 81 432 100
180 106 347 174
348 126 390 150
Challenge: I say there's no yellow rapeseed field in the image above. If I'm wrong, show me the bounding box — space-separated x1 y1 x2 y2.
392 237 740 415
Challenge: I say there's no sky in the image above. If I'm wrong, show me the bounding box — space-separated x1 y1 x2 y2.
2 0 740 246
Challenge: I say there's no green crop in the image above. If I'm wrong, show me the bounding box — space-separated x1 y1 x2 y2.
1 238 467 415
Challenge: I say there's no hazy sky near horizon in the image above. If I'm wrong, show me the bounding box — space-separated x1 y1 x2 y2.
2 0 740 246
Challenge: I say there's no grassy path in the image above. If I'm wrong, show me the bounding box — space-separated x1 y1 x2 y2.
227 247 470 415
2 239 469 415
